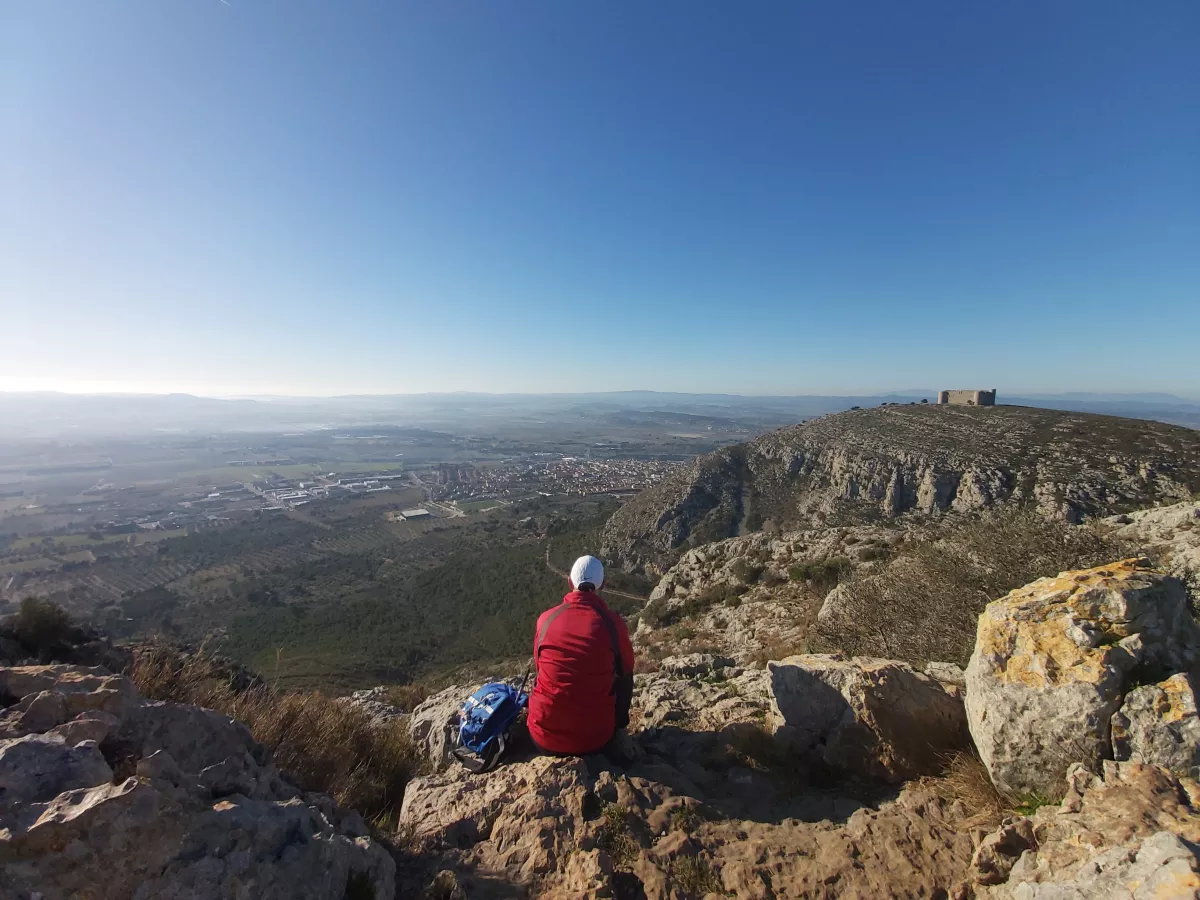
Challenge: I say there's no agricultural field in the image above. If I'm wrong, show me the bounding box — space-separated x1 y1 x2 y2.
453 499 506 513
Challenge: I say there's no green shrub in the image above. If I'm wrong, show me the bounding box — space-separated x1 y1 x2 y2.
8 597 75 659
728 559 763 584
787 556 852 591
670 856 724 897
597 804 638 868
639 598 671 629
1012 791 1054 816
669 804 701 832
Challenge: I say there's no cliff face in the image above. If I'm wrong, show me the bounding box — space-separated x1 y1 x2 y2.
602 405 1200 570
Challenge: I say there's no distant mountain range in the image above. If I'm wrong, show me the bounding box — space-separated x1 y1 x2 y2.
0 389 1197 438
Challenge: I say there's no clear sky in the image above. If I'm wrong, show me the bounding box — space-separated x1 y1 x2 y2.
2 1 1197 398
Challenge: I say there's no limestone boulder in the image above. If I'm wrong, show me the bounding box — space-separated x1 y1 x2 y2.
0 665 395 900
340 685 406 726
0 733 113 808
634 668 768 732
767 653 968 781
400 754 595 883
925 661 967 687
965 559 1200 798
131 795 394 900
1111 673 1200 779
0 666 142 737
114 701 263 776
816 583 852 630
409 683 474 770
1104 500 1200 596
975 761 1200 899
46 710 119 747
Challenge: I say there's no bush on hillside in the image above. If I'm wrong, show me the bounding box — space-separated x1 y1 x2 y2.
788 556 852 591
6 597 76 660
814 508 1137 667
131 641 423 822
638 581 750 630
729 559 763 584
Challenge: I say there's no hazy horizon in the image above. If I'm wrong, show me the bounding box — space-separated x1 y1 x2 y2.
2 385 1199 404
5 2 1198 397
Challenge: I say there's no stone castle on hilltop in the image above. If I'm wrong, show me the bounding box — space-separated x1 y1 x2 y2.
937 389 996 406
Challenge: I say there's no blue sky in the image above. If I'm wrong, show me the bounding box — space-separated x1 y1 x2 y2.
2 1 1197 397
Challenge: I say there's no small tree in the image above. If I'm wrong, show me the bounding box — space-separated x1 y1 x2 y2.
10 597 74 658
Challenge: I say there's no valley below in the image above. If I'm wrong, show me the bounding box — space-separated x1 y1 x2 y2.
4 398 1200 899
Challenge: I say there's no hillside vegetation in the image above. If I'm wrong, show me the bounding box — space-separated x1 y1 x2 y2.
603 404 1200 570
85 496 634 691
812 508 1140 666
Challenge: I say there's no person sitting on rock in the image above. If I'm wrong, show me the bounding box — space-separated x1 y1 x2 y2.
527 555 635 756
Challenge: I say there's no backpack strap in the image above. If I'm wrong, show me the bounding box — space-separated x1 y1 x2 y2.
590 603 625 694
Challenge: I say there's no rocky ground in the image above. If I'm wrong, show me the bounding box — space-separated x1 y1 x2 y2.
380 556 1200 898
393 655 977 899
5 498 1200 898
0 665 395 900
602 405 1200 571
629 523 902 665
1103 500 1200 596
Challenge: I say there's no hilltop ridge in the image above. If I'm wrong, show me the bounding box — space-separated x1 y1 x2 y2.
602 404 1200 570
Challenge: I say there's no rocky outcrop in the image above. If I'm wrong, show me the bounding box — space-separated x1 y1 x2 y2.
1111 673 1200 779
647 524 896 602
965 559 1200 799
0 665 394 900
975 761 1200 899
633 527 902 665
340 686 406 726
396 664 978 898
768 654 968 781
389 552 1200 897
603 405 1200 569
657 652 736 679
408 683 482 772
1104 499 1200 596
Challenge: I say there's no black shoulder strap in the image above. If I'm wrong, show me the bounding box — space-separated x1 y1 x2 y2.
593 605 625 684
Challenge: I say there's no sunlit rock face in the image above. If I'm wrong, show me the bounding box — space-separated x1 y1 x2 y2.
965 559 1200 798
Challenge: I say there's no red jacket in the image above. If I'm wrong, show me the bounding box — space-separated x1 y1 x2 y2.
528 590 636 755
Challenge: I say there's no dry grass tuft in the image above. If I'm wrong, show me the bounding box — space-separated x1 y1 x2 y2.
747 632 814 669
815 507 1138 667
932 751 1006 829
383 682 433 713
131 642 423 822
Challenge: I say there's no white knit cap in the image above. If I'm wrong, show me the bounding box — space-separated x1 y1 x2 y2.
569 555 604 590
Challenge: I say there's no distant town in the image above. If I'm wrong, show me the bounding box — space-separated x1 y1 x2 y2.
0 442 684 604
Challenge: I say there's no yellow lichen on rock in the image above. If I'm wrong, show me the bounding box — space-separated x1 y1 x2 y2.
975 560 1157 690
965 559 1200 798
1159 673 1195 725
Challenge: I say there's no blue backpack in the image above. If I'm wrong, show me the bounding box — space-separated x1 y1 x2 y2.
448 676 529 773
